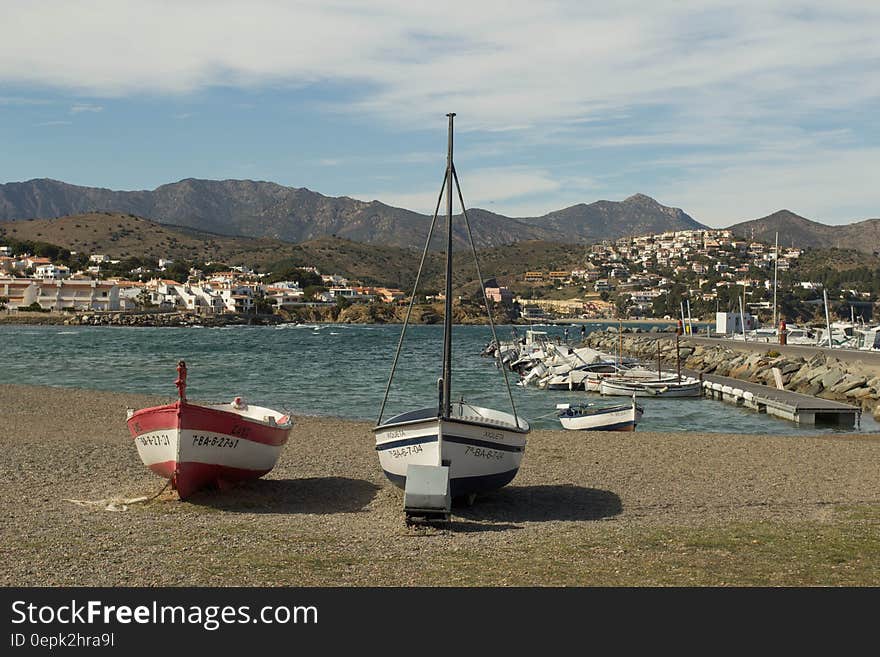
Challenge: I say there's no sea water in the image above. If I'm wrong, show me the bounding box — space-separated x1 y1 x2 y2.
1 322 876 434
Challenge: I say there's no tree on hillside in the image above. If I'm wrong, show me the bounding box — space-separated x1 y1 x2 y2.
164 261 193 283
303 285 327 301
136 289 154 309
265 265 322 287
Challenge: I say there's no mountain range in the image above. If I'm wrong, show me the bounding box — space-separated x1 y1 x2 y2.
0 179 703 249
728 210 880 255
0 178 876 253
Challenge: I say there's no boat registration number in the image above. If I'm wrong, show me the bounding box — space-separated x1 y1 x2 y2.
388 444 423 459
464 446 503 460
137 433 171 447
192 434 240 449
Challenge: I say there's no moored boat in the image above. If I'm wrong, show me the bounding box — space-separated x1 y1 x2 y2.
126 361 293 499
599 376 702 397
557 398 644 431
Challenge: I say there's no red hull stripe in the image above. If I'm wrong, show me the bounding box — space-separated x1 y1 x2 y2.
149 459 271 499
128 402 290 446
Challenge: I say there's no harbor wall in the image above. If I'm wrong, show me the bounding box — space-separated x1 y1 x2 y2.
584 329 880 419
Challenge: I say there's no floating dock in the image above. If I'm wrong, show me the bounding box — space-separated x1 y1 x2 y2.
684 368 861 427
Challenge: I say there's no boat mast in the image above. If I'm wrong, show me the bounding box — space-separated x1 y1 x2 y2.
772 231 779 330
823 288 833 349
441 112 455 418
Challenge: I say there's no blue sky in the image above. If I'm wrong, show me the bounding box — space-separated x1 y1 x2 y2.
1 1 879 227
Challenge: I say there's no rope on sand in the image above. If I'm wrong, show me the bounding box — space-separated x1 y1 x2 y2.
65 480 171 512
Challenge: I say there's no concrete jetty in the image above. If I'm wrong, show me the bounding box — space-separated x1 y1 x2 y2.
686 368 860 427
584 328 877 423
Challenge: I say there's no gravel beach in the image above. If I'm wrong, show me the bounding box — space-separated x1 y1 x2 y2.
2 383 879 586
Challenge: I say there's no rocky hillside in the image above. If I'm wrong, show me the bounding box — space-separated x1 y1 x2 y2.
0 178 703 249
519 193 703 240
729 210 880 255
0 212 588 290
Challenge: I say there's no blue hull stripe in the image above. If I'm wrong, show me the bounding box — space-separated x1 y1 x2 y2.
565 419 636 431
376 434 524 453
383 468 520 497
561 404 643 418
441 435 524 453
375 435 438 451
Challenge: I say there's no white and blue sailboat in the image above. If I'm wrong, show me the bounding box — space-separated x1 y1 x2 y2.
373 114 529 500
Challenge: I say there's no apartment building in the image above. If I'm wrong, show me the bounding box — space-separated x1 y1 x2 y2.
0 278 39 308
37 279 120 311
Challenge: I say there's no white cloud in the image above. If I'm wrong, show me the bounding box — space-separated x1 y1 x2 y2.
665 147 880 226
1 1 879 220
1 2 877 127
360 165 573 214
0 96 53 106
70 103 103 113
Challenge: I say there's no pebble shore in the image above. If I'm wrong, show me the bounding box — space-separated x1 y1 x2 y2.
2 383 879 586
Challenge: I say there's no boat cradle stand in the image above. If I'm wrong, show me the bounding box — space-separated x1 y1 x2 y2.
403 464 451 525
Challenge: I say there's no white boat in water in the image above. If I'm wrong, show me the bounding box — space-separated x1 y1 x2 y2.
583 366 674 392
557 398 644 431
600 376 702 397
373 114 529 503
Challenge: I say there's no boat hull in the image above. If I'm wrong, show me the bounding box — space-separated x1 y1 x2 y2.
374 406 528 498
599 378 702 398
558 403 643 431
127 401 292 499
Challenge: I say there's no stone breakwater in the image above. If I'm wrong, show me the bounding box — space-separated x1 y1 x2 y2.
65 311 282 327
585 329 880 419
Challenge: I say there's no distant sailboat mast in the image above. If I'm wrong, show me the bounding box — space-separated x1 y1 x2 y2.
441 112 455 418
772 231 779 329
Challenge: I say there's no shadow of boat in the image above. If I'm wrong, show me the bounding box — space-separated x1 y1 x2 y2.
455 484 622 523
186 476 380 514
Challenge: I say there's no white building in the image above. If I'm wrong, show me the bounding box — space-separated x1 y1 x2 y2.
37 279 120 311
716 311 758 335
218 285 254 313
0 278 39 308
266 286 304 310
35 264 71 279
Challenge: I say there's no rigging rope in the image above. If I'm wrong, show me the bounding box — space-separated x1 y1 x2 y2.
65 479 171 512
452 166 523 429
376 169 448 425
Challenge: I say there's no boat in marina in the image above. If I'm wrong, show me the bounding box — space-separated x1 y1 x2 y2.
126 361 293 499
557 398 644 431
857 325 880 351
583 365 674 392
373 114 529 504
599 375 702 397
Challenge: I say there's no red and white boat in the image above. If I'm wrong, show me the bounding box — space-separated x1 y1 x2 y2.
126 361 293 499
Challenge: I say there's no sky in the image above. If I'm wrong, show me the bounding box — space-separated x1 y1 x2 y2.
1 0 879 227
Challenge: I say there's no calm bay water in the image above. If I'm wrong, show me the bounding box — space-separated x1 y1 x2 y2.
1 322 876 434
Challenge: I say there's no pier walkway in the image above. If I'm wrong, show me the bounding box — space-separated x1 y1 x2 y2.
682 368 860 428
